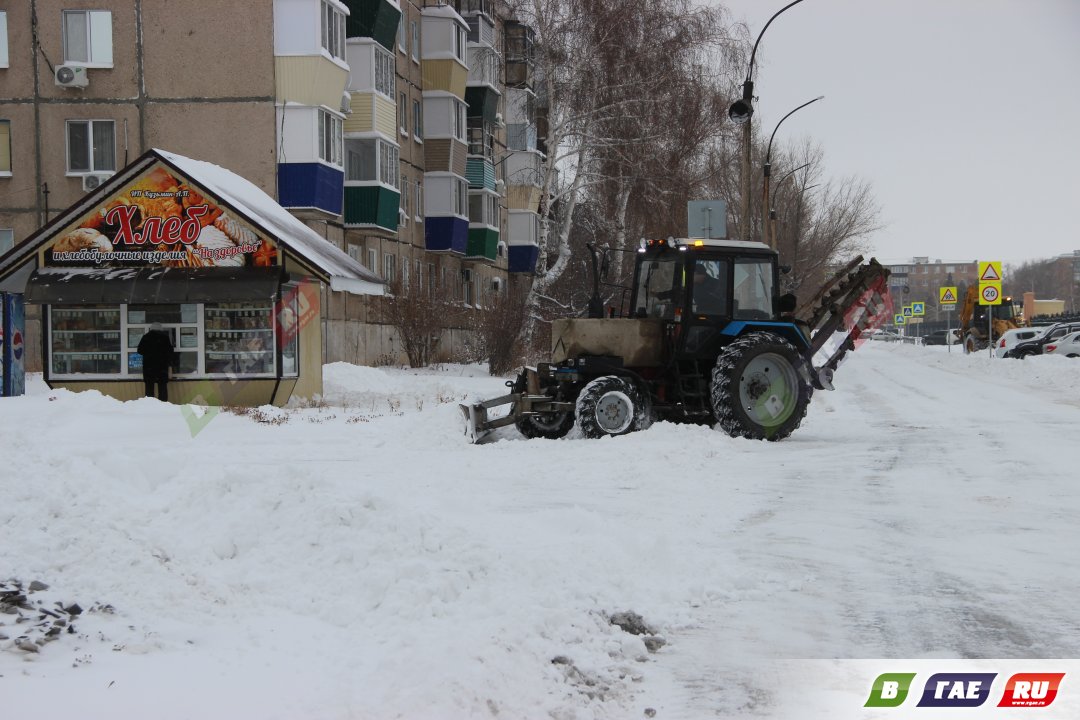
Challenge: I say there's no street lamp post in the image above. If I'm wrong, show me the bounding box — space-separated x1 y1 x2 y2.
767 161 809 251
762 95 823 250
728 0 809 242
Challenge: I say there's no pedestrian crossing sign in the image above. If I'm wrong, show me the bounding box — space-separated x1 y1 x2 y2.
903 306 913 317
940 286 958 304
912 302 925 316
894 314 905 325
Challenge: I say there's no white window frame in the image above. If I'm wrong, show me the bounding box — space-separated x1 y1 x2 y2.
412 99 423 142
0 119 11 176
384 253 396 285
65 119 116 174
455 24 467 63
415 179 423 222
317 109 344 167
0 12 9 68
411 21 419 63
375 47 396 98
345 137 398 188
0 228 14 255
401 260 410 292
367 247 378 271
399 92 408 136
321 0 346 61
62 10 113 67
398 14 406 53
415 259 423 291
400 172 409 227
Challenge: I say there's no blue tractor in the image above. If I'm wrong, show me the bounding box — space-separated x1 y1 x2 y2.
463 238 889 442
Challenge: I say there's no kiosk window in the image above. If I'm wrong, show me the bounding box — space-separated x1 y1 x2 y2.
50 306 121 375
204 302 274 376
127 304 198 375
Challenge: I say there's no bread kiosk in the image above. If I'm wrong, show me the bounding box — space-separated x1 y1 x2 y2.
0 149 383 406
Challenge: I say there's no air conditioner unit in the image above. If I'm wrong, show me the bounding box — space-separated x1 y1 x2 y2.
82 173 112 192
340 91 352 115
495 179 506 193
494 112 505 127
55 64 89 88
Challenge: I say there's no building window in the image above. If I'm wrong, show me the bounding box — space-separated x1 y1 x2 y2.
415 259 422 291
367 247 378 271
400 172 409 226
66 119 115 173
455 25 466 62
398 14 406 53
399 92 408 135
0 228 13 255
411 21 419 62
454 100 466 141
317 110 343 167
375 48 395 98
401 260 410 292
345 139 398 186
0 11 9 68
383 253 396 285
415 179 422 221
412 100 422 140
62 10 112 66
0 119 10 174
321 1 345 61
462 268 474 305
452 179 468 217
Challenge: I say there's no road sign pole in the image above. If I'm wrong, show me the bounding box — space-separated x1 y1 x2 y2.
947 312 952 354
988 305 993 358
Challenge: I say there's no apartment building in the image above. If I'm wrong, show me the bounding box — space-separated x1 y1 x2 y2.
0 0 540 369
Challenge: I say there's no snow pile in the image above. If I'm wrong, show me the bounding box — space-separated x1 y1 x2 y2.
3 343 1079 718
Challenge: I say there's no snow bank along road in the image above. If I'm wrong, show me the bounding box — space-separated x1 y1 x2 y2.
1 344 1078 719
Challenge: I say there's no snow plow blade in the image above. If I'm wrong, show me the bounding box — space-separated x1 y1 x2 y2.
459 393 520 444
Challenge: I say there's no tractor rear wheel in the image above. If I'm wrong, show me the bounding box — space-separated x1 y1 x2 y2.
711 332 812 441
516 410 575 439
576 376 646 439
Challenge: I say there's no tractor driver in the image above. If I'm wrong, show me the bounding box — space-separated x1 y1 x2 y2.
692 261 728 316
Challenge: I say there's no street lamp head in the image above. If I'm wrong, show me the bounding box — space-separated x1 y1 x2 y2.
728 99 754 124
728 80 755 125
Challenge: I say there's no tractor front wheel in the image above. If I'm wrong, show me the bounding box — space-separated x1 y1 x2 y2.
576 376 646 439
516 409 575 439
711 332 812 441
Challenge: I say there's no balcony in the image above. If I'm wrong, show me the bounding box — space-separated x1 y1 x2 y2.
345 0 402 51
466 228 499 262
504 21 535 90
343 184 400 230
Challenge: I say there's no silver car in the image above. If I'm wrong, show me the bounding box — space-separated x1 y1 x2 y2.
1044 331 1080 358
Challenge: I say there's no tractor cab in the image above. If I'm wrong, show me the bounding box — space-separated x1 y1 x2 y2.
632 237 797 360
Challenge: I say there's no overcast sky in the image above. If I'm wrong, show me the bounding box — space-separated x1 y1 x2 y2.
718 0 1080 268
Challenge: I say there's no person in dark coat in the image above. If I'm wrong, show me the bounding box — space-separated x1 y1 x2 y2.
137 322 175 401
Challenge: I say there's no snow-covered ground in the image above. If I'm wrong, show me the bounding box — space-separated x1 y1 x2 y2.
2 344 1079 719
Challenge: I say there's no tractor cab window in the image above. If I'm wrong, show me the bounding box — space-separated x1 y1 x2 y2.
691 259 729 316
733 258 774 321
634 258 680 319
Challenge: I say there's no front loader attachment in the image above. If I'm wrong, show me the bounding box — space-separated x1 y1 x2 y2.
798 257 893 388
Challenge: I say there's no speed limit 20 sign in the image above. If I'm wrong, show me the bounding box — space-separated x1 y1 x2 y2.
979 282 1002 305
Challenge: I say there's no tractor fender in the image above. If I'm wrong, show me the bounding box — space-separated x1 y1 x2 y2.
719 321 811 352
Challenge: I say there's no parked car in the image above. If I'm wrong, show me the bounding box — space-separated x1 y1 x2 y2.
925 329 961 346
1006 322 1080 358
867 329 901 342
994 327 1046 358
1044 331 1080 358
